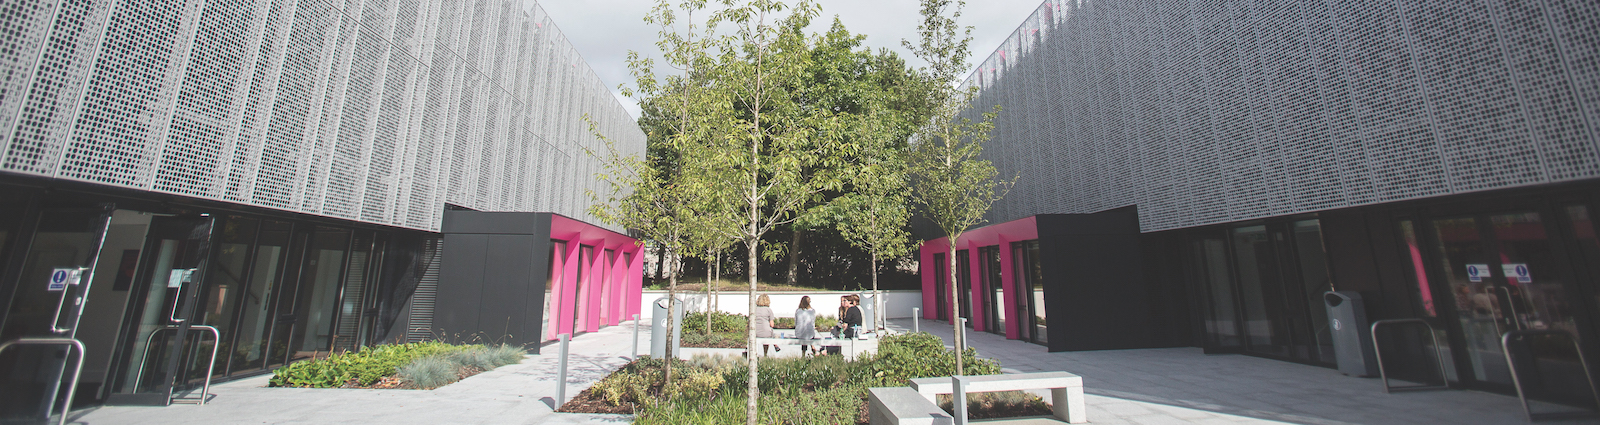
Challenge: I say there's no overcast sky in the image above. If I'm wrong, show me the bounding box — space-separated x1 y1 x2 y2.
525 0 1048 119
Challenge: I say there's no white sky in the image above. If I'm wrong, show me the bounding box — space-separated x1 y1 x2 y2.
526 0 1048 119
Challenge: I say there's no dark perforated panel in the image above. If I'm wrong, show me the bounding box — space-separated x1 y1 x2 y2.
0 0 643 232
963 0 1599 232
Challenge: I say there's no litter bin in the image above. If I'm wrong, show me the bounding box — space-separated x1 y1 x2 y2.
650 296 684 359
1325 291 1378 377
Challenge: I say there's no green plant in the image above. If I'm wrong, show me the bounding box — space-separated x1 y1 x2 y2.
449 344 525 370
399 356 458 389
684 311 747 334
937 391 1052 419
851 332 1000 386
267 341 464 388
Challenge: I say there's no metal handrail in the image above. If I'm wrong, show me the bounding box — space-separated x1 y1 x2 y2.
133 325 221 406
1501 330 1600 422
1371 319 1450 393
0 337 86 425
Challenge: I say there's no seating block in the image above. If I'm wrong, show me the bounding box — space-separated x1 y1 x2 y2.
908 371 1086 424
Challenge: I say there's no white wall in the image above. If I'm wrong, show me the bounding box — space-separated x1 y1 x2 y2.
638 290 922 322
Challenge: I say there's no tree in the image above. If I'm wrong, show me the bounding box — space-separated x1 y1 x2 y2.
589 0 723 394
704 1 850 422
903 0 1013 376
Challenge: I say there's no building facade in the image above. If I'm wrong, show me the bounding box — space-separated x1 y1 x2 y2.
0 0 645 419
922 0 1599 400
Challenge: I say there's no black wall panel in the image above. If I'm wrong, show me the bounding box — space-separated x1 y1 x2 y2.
437 211 550 353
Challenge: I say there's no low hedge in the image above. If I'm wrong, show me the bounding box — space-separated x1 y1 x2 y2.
268 341 467 388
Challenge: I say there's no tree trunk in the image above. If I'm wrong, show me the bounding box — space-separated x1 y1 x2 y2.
706 249 714 335
871 251 881 331
745 238 760 424
786 228 803 286
665 250 679 391
949 239 963 375
654 243 665 282
713 250 721 312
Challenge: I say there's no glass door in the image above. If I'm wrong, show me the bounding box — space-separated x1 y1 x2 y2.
980 246 1003 335
1429 211 1584 390
957 250 972 327
0 206 113 421
933 253 948 321
105 215 215 406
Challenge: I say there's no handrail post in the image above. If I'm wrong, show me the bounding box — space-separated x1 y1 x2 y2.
631 314 640 360
0 338 86 425
1502 330 1600 421
1371 319 1449 393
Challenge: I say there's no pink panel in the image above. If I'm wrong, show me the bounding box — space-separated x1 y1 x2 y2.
555 238 581 340
967 240 986 332
545 244 566 341
921 245 937 319
915 216 1039 337
997 234 1018 339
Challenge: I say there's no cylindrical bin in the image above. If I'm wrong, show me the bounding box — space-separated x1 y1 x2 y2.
650 296 684 359
1325 291 1379 377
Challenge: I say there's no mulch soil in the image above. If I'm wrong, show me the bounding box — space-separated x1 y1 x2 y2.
332 366 486 390
557 387 636 414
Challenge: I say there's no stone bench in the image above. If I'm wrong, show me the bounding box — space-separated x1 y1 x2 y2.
868 387 954 425
756 333 877 358
908 371 1087 424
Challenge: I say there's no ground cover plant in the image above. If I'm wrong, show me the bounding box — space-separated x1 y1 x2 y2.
681 312 840 348
268 342 524 389
559 332 1039 424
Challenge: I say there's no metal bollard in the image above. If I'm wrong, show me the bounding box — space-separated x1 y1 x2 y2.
952 375 970 425
912 308 920 333
556 333 570 407
631 314 640 360
958 317 967 353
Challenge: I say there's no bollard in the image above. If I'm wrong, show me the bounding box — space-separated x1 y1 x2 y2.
952 375 970 425
556 333 570 407
631 314 640 360
958 317 967 353
913 308 920 333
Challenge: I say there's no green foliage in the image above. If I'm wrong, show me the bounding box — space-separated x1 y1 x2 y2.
772 315 836 330
937 390 1050 417
851 332 1000 387
267 341 463 388
398 356 458 389
685 311 748 333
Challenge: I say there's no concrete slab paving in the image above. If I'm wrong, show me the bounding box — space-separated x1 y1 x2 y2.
61 322 652 425
892 318 1598 425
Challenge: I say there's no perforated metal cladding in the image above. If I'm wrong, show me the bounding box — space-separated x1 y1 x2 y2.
963 0 1600 233
0 0 644 232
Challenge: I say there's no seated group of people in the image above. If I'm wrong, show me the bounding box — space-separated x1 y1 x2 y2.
750 294 864 356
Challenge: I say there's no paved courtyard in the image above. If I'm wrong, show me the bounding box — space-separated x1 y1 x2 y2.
893 318 1596 425
58 317 1597 424
63 323 650 425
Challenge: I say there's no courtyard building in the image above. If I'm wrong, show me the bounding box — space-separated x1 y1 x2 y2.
920 0 1600 404
0 0 645 421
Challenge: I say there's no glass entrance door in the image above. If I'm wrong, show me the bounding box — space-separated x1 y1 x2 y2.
105 216 215 405
1429 211 1582 389
0 206 113 421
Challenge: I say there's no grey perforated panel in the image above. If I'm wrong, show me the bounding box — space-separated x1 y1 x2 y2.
962 0 1600 232
0 0 643 232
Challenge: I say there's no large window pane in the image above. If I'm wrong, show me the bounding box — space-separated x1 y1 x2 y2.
1567 206 1600 338
1398 221 1439 317
1192 238 1240 348
333 232 374 353
933 253 948 321
1293 219 1335 363
190 216 258 380
290 228 350 360
1232 225 1283 355
957 250 972 327
231 221 290 374
1026 241 1046 344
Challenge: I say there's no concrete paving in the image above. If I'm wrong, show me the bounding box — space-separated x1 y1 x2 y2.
58 316 1599 424
894 318 1598 425
61 322 652 425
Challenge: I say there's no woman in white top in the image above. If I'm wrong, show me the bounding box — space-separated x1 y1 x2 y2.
794 295 817 356
753 294 780 355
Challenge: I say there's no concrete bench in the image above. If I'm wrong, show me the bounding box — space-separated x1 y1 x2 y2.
868 387 954 425
757 333 877 358
908 371 1086 424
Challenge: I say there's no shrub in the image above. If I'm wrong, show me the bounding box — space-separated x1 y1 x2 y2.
399 356 458 389
684 311 747 334
268 341 463 388
668 369 724 401
851 332 1001 386
449 344 525 370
